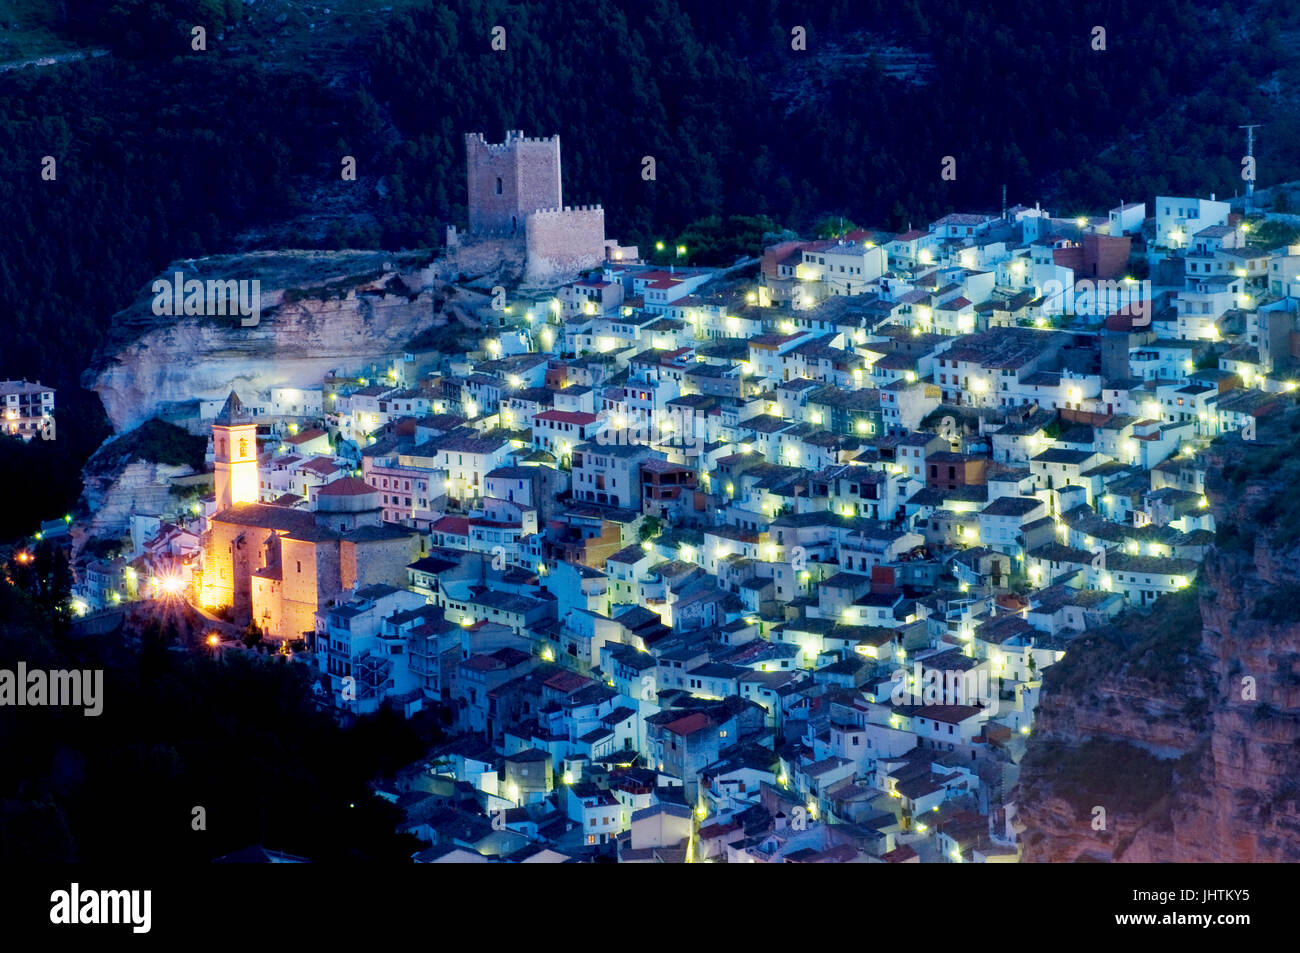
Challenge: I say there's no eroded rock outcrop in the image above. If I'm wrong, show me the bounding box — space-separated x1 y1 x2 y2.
80 459 196 537
1017 417 1300 862
83 249 468 432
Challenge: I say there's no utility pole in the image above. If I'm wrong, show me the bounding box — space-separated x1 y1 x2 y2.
1240 124 1261 213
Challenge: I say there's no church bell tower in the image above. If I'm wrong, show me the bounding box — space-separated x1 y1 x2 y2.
213 391 258 510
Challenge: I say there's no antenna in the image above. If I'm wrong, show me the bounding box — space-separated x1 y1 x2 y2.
1240 124 1261 212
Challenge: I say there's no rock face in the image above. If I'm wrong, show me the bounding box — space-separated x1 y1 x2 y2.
1017 422 1300 862
81 459 196 537
84 250 457 433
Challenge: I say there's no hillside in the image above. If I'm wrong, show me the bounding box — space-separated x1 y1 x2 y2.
1 0 1299 537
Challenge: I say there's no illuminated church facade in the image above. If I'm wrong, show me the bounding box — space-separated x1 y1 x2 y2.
198 392 422 639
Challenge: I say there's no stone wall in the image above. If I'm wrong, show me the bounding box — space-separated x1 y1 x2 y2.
524 205 606 285
444 234 527 285
282 536 331 640
345 534 423 593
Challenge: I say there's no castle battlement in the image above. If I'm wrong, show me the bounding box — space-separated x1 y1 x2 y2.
528 204 604 217
466 131 561 154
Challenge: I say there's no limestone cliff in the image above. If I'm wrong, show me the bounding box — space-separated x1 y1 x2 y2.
1017 414 1300 862
83 249 474 433
80 459 197 537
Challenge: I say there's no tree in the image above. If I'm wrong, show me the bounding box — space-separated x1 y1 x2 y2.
813 216 859 239
241 621 263 650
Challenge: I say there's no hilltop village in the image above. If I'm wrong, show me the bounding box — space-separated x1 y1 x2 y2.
64 131 1300 862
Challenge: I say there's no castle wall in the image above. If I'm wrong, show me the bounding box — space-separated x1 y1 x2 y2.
446 236 526 283
524 206 607 285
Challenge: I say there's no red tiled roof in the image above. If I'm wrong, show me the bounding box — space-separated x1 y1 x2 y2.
432 516 470 535
544 670 591 694
698 820 742 839
300 457 341 476
316 476 374 496
286 428 327 444
534 410 598 426
664 712 713 737
882 843 918 862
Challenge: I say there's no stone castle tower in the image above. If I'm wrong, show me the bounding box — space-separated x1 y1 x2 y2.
213 391 258 511
455 130 612 285
465 130 563 235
